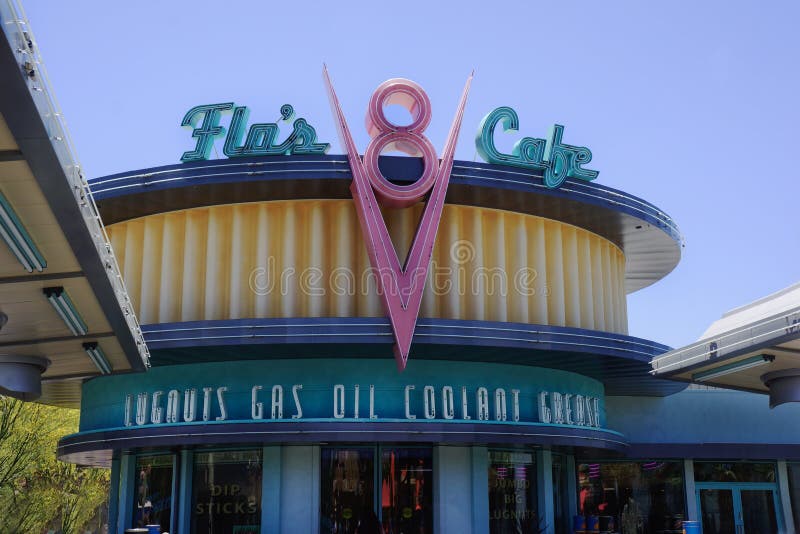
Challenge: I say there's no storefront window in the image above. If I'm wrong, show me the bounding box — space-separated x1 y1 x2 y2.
320 448 375 534
320 447 432 534
380 448 433 534
488 451 539 534
191 450 262 534
577 461 684 534
133 454 173 531
787 463 800 530
694 461 776 483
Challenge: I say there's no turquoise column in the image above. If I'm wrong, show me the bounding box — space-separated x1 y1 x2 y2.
170 455 179 534
108 454 120 534
536 449 554 534
177 449 193 534
471 446 489 534
777 460 795 534
262 446 281 534
280 446 320 533
117 453 136 534
566 455 577 523
434 446 474 534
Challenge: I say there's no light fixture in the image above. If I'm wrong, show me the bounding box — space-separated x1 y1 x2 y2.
0 354 50 401
83 342 112 375
692 354 775 382
43 286 87 336
0 190 46 272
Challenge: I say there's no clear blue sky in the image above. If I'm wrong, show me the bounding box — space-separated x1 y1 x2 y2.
22 0 799 349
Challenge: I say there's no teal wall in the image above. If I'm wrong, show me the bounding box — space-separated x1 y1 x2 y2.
279 446 320 533
434 446 478 534
607 388 800 446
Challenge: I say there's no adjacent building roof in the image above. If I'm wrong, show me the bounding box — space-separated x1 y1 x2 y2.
0 1 149 407
651 282 800 397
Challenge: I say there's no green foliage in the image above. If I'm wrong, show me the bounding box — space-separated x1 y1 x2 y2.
0 396 110 534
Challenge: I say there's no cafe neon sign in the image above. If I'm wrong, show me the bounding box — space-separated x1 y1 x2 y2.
476 106 599 188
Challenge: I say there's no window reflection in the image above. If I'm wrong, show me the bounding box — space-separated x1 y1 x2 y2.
320 447 432 534
320 448 375 534
191 450 262 534
577 461 685 534
693 462 775 483
488 451 539 534
787 463 800 529
133 455 173 531
552 454 569 534
381 448 432 534
740 490 777 534
699 489 735 534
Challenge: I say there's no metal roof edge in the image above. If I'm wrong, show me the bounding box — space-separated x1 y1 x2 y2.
0 1 149 372
652 303 800 376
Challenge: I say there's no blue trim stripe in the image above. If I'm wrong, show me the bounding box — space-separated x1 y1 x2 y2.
87 155 681 245
143 317 669 359
57 420 630 466
141 317 684 396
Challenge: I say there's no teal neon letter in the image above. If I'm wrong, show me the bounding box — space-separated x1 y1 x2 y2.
475 106 519 164
284 118 330 155
543 124 570 189
543 124 599 187
222 106 250 157
475 106 547 172
181 103 234 162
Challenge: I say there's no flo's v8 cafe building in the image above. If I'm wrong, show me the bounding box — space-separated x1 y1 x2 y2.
5 4 800 534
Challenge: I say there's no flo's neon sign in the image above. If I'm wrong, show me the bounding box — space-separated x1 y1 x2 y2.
180 103 329 162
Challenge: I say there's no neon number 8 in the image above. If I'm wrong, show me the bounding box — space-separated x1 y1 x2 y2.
363 79 439 208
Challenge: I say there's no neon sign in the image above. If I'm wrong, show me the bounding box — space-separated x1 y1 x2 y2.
324 68 473 371
180 103 329 162
121 382 602 429
175 81 601 372
475 106 599 188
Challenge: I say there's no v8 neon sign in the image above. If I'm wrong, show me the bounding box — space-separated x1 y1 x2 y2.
324 67 472 371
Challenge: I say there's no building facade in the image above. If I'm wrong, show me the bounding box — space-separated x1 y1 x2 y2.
58 150 800 534
3 3 800 533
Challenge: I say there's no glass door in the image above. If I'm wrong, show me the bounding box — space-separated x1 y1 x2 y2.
380 448 433 534
320 448 376 534
698 489 735 534
696 486 780 534
739 490 778 534
133 454 175 532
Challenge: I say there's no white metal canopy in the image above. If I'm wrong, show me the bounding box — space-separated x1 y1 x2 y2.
0 1 149 407
652 282 800 399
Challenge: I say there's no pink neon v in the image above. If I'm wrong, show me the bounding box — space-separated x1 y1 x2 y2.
324 67 473 371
